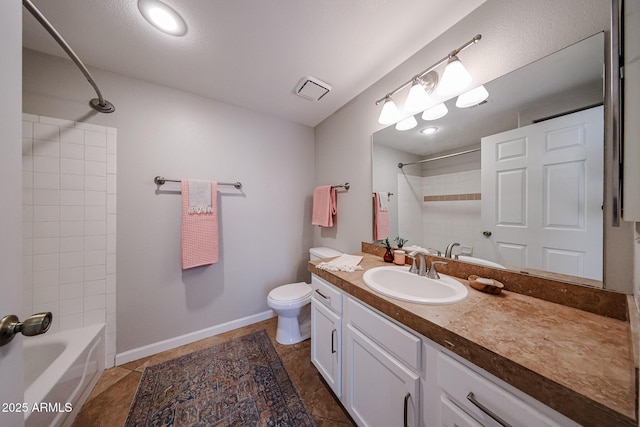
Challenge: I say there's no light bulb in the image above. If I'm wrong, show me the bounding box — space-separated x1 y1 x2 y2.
148 7 178 32
456 85 489 108
378 96 402 125
138 0 187 36
395 116 417 131
421 103 448 121
420 127 438 135
437 56 472 97
404 80 432 114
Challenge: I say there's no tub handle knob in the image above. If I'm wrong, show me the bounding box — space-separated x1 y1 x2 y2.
0 312 53 347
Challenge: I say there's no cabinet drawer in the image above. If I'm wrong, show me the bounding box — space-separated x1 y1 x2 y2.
437 353 577 427
311 275 343 314
346 297 420 371
440 396 482 427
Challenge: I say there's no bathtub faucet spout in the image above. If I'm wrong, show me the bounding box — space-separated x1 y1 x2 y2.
19 312 53 336
0 312 52 346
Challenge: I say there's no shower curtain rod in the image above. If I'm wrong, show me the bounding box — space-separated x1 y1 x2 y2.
398 147 480 169
23 0 115 113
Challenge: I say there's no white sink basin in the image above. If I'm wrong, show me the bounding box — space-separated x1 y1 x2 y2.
362 266 468 305
456 255 506 269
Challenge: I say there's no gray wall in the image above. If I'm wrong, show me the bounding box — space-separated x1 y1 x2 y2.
314 0 635 293
23 50 315 353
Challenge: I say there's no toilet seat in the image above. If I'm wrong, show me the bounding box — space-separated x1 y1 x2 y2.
268 282 311 304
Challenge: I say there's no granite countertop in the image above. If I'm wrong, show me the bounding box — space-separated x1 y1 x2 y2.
309 252 638 427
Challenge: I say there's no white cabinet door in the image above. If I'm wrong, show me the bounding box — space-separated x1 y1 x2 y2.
311 298 342 397
481 106 603 280
345 324 420 427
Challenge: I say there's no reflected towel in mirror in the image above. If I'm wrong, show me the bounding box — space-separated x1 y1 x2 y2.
373 192 390 240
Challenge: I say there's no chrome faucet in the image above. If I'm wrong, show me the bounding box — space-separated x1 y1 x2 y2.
445 242 460 258
408 250 427 276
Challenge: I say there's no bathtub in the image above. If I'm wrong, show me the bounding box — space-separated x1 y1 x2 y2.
23 324 105 427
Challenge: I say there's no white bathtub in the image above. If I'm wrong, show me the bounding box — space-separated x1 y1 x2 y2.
23 324 105 427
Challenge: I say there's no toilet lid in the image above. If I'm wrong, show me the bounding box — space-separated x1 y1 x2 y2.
269 282 311 302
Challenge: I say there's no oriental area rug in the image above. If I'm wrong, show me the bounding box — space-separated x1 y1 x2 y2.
124 329 316 426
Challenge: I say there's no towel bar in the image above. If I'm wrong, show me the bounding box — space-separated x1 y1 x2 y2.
154 176 242 190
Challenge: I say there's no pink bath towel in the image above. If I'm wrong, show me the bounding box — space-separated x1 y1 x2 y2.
373 192 390 241
181 180 218 269
312 185 337 227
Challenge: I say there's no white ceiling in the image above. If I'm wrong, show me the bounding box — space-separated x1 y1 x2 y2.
21 0 485 127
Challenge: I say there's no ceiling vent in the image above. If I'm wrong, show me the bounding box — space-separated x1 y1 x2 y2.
295 76 331 101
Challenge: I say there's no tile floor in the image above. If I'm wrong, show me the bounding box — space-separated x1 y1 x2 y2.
71 317 355 426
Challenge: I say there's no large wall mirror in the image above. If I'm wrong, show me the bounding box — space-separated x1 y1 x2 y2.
372 32 604 286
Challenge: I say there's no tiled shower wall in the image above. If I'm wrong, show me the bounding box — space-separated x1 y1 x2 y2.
397 174 423 245
398 169 482 254
22 113 116 366
422 169 481 255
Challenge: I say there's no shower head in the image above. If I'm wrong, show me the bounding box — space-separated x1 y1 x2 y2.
90 98 116 113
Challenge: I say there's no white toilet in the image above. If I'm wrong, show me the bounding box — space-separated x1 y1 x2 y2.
267 247 342 345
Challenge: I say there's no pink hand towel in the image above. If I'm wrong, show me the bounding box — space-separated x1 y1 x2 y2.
312 185 337 227
373 192 390 241
181 180 218 269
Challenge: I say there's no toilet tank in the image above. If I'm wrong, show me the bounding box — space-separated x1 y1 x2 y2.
309 247 342 261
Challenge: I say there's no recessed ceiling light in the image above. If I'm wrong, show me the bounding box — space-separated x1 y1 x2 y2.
421 127 438 135
138 0 187 36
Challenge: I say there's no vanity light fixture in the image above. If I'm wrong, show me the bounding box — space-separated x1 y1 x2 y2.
376 34 481 125
378 95 403 125
436 55 472 97
404 72 438 114
395 116 418 131
421 126 438 135
138 0 187 36
455 85 489 108
421 103 448 121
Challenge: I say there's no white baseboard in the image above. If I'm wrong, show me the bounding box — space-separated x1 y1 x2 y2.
115 310 275 366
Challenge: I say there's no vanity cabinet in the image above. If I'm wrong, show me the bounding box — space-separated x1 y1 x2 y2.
344 324 420 427
344 297 420 427
310 275 343 397
310 273 585 427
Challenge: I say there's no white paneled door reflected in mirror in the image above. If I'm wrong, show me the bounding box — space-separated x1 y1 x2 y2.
372 32 605 286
